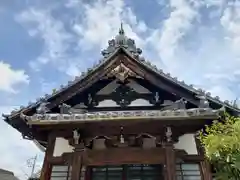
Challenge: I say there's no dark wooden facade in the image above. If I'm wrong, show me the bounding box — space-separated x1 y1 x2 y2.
3 26 240 180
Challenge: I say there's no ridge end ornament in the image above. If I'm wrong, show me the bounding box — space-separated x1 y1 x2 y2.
59 103 72 114
196 95 209 108
36 101 50 114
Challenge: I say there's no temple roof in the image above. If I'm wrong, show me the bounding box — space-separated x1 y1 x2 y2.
3 25 239 120
2 25 240 142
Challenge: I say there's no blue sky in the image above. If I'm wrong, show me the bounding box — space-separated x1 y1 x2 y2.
1 0 240 179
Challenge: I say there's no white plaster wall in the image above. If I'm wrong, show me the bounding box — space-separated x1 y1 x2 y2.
130 99 152 106
174 134 198 155
53 137 74 157
97 100 119 107
97 79 150 95
97 99 152 107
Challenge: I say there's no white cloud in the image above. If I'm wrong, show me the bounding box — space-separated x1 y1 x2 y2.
0 106 43 180
221 3 240 57
4 0 240 178
72 0 147 50
14 0 240 101
16 0 148 76
6 0 240 179
0 61 29 93
16 7 74 74
147 0 201 72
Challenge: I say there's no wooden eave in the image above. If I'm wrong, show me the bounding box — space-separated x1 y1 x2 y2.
27 114 219 126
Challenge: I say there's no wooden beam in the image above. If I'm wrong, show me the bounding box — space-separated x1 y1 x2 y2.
85 148 165 166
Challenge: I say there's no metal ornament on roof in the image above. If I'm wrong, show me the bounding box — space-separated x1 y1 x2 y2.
101 23 142 58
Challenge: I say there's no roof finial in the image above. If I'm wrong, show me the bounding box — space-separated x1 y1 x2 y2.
119 22 124 35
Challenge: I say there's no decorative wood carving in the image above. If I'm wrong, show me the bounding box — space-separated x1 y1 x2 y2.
161 98 187 110
59 103 71 114
73 130 80 145
59 103 87 114
107 63 139 82
166 127 172 142
111 84 138 107
149 92 163 105
84 136 118 149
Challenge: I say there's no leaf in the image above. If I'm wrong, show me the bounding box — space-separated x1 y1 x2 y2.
198 114 240 180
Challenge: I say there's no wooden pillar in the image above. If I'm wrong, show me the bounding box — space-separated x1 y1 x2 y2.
195 135 212 180
71 143 85 180
164 126 176 180
164 143 176 180
40 134 55 180
200 161 212 180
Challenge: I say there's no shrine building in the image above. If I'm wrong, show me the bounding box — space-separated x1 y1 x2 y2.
3 25 240 180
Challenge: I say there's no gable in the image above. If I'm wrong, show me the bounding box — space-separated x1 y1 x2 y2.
2 25 240 142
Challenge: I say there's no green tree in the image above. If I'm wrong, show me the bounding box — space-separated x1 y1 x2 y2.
198 114 240 180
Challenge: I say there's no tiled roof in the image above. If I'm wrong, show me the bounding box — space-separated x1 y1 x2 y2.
3 25 240 118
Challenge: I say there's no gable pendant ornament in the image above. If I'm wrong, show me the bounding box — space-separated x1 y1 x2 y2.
149 92 163 105
111 84 138 108
107 63 138 82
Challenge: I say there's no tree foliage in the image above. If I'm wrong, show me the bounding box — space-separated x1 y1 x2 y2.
198 113 240 180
